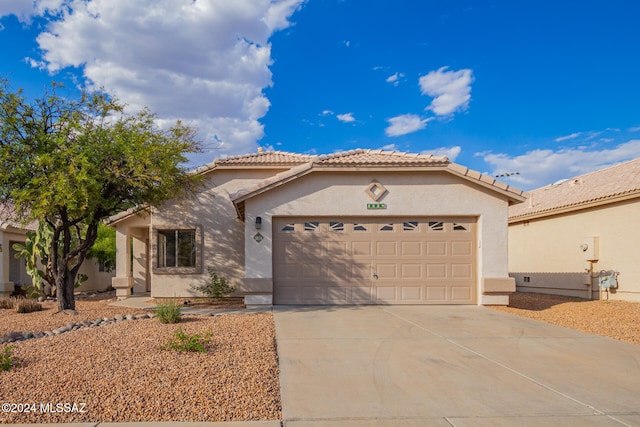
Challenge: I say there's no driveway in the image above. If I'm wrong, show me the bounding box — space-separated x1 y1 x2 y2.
274 306 640 427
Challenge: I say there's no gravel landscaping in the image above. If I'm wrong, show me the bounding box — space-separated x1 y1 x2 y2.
0 298 280 424
489 292 640 345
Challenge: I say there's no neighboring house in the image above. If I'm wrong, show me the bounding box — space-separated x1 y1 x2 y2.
0 204 114 297
109 149 525 306
508 158 640 302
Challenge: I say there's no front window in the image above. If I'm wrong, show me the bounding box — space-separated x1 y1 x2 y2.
158 229 196 268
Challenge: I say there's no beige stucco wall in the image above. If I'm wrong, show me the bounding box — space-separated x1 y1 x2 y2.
146 168 289 298
243 171 513 305
75 260 115 293
509 198 640 301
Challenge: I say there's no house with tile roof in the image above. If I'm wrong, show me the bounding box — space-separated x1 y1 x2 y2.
109 149 526 305
0 203 114 297
508 158 640 302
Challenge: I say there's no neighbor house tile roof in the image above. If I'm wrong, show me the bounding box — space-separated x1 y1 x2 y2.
509 157 640 221
0 203 38 231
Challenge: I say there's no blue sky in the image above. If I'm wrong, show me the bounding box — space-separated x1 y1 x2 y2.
1 0 639 190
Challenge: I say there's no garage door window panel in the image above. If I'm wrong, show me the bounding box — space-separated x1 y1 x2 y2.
329 221 345 232
403 221 419 231
428 221 444 231
353 224 368 232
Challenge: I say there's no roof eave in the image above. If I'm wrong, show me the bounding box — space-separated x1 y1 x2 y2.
106 206 151 226
509 190 640 223
445 163 527 204
231 163 315 221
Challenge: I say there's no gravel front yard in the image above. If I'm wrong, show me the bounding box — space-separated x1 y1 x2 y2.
489 292 640 345
0 299 280 424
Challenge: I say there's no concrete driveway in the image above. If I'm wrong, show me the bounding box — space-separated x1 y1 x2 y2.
274 306 640 427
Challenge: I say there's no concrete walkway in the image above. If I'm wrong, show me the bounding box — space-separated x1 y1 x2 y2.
274 305 640 427
107 295 270 316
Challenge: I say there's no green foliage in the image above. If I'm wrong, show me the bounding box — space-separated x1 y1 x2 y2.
159 327 212 353
0 78 201 311
14 298 43 314
190 267 236 299
155 299 182 324
0 345 21 371
87 223 116 271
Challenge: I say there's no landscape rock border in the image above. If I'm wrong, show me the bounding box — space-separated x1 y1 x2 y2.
0 312 156 344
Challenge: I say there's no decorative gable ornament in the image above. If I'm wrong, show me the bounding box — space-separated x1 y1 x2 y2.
364 180 388 202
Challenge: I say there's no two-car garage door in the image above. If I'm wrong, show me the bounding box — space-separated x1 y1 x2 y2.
273 217 477 305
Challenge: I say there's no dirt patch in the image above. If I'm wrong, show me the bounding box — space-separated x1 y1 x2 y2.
489 292 640 345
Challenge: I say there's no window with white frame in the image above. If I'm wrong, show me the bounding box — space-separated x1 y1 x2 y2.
157 229 196 268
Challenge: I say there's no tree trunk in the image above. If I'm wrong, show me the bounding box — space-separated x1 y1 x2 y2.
56 270 77 312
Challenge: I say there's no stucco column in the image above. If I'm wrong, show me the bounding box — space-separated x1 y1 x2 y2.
111 225 133 299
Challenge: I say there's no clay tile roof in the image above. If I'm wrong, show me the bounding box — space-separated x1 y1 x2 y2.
215 151 314 166
0 203 37 231
315 149 449 165
509 157 640 220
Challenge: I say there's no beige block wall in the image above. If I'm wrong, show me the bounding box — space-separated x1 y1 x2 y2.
243 171 512 304
509 199 640 301
75 260 115 293
148 169 288 298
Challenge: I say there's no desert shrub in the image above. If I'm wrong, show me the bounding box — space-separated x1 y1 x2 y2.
159 327 212 353
0 297 16 309
14 298 42 313
190 266 236 299
155 299 182 324
0 345 21 371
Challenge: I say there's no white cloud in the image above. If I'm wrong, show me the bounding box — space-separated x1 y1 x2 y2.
386 72 404 86
337 112 355 123
385 114 431 137
17 0 303 161
481 139 640 190
380 143 398 151
629 126 640 132
0 0 64 23
320 110 334 116
422 146 461 161
554 132 582 142
419 66 473 116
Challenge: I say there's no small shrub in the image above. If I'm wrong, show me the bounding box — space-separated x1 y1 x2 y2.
159 327 212 353
155 299 182 324
14 298 42 313
190 266 236 299
0 345 21 371
0 297 16 309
